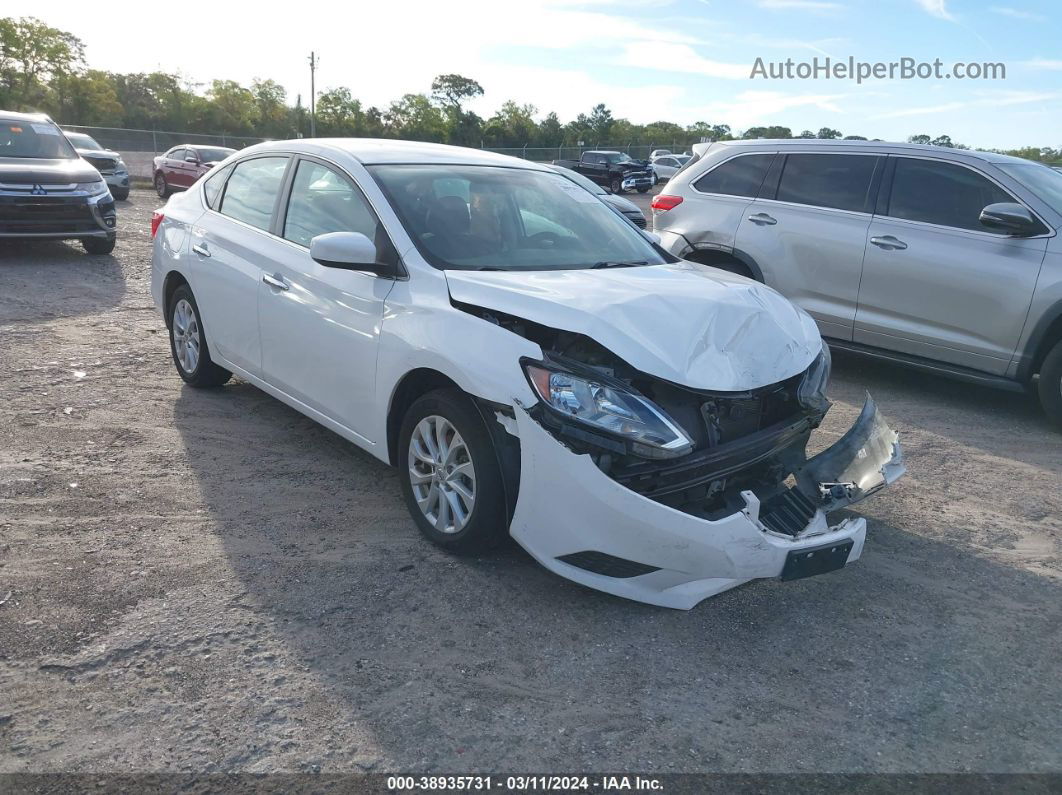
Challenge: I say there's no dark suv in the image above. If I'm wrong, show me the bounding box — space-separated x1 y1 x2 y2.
0 111 117 255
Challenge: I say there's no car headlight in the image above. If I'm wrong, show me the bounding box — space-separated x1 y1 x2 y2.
77 181 109 196
797 343 832 412
115 159 127 171
525 363 693 458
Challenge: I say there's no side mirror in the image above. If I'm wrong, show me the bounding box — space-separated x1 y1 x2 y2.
979 202 1039 235
310 231 396 277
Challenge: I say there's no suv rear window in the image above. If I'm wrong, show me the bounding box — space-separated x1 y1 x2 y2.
776 153 878 212
693 154 774 198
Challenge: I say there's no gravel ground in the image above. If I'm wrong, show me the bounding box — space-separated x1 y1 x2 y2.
0 188 1060 775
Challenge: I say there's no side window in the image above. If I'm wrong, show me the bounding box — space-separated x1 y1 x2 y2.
168 148 185 161
693 154 774 198
218 156 289 231
660 157 678 168
282 160 393 260
776 153 878 212
202 163 234 209
888 158 1019 232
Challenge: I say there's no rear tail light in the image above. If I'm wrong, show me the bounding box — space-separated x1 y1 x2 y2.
650 194 683 212
151 210 164 238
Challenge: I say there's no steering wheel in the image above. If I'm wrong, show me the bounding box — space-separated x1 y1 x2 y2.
526 231 567 248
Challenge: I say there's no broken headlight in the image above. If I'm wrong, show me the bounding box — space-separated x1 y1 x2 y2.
525 363 694 459
797 343 832 413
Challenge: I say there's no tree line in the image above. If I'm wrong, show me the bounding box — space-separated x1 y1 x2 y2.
1 16 1059 163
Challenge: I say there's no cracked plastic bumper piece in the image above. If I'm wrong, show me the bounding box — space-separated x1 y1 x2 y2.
508 395 904 609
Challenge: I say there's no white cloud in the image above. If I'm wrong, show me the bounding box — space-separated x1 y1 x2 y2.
871 90 1060 120
913 0 954 20
1021 59 1062 70
872 101 967 119
698 90 847 129
990 6 1046 21
621 41 750 79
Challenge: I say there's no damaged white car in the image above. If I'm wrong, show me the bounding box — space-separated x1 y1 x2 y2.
151 139 905 609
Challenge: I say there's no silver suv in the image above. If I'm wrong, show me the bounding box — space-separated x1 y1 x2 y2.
652 139 1062 426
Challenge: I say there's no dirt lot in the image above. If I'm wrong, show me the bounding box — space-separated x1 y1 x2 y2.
0 188 1060 775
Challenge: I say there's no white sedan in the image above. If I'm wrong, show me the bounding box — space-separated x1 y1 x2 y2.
151 139 903 609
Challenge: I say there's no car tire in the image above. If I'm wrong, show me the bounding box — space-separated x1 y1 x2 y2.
155 172 171 199
112 188 130 201
81 234 116 255
398 388 508 553
1037 339 1062 428
610 177 623 194
167 284 232 388
637 186 650 193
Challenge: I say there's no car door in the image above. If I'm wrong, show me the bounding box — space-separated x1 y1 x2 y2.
189 154 291 376
855 156 1049 374
257 156 397 440
735 152 881 341
655 157 679 180
164 149 185 185
180 150 201 187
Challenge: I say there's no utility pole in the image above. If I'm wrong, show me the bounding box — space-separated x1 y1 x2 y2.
308 51 318 138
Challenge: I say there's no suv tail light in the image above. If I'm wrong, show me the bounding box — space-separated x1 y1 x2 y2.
151 210 164 238
650 194 683 212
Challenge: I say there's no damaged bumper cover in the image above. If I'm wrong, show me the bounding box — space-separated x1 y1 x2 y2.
508 394 904 609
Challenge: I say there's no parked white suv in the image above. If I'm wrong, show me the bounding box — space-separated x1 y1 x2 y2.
151 139 904 608
651 139 1062 426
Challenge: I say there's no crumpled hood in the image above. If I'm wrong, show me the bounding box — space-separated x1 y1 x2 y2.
446 261 823 391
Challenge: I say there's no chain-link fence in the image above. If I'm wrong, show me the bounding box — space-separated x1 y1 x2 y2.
60 125 269 183
57 124 701 184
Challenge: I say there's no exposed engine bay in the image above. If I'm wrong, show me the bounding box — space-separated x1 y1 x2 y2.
457 301 850 533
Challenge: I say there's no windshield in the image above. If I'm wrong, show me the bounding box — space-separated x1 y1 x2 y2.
549 165 606 196
676 155 691 165
369 164 669 271
998 162 1062 215
0 118 78 159
65 132 103 150
195 147 235 163
605 152 633 164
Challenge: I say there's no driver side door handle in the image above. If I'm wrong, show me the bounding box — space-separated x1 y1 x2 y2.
748 212 777 225
262 273 289 291
870 235 908 251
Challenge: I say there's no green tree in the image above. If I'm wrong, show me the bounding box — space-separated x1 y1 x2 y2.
797 129 816 138
816 127 842 139
252 78 290 137
908 134 932 145
743 125 792 139
431 74 484 109
537 112 563 147
316 86 364 136
385 93 447 142
56 69 123 125
203 80 257 134
587 103 614 141
0 16 84 110
483 100 537 147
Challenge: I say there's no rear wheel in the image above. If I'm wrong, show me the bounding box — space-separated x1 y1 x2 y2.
154 172 171 199
398 388 508 553
1037 339 1062 428
82 234 115 255
167 284 231 387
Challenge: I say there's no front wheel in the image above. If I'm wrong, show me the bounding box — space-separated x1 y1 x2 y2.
637 186 650 193
82 234 115 255
1037 339 1062 429
167 284 231 388
112 187 130 201
610 177 623 194
398 388 508 553
155 172 171 199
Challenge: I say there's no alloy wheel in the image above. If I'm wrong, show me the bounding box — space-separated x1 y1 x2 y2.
407 414 477 534
171 298 201 374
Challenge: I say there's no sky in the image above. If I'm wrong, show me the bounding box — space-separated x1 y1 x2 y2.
17 0 1062 149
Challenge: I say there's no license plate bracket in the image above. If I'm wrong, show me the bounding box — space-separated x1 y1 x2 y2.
780 539 854 581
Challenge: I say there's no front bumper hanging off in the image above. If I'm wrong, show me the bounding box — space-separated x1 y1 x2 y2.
507 394 904 609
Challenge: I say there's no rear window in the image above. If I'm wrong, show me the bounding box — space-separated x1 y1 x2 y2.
218 156 288 231
776 153 879 213
693 154 774 198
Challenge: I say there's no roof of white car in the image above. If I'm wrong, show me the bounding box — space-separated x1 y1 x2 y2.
246 138 551 169
702 138 1032 165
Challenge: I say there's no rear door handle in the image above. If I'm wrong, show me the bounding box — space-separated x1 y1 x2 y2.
262 273 289 290
870 235 908 251
191 242 210 258
748 212 777 225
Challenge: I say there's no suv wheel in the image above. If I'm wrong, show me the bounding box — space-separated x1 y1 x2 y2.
610 177 622 194
112 187 130 201
1037 339 1062 428
167 284 231 387
398 388 508 553
82 234 115 255
155 172 171 199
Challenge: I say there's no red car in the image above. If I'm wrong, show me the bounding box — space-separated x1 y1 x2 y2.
153 145 235 198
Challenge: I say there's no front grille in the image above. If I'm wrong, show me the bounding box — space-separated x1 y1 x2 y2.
557 551 660 578
0 195 100 234
759 487 819 537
